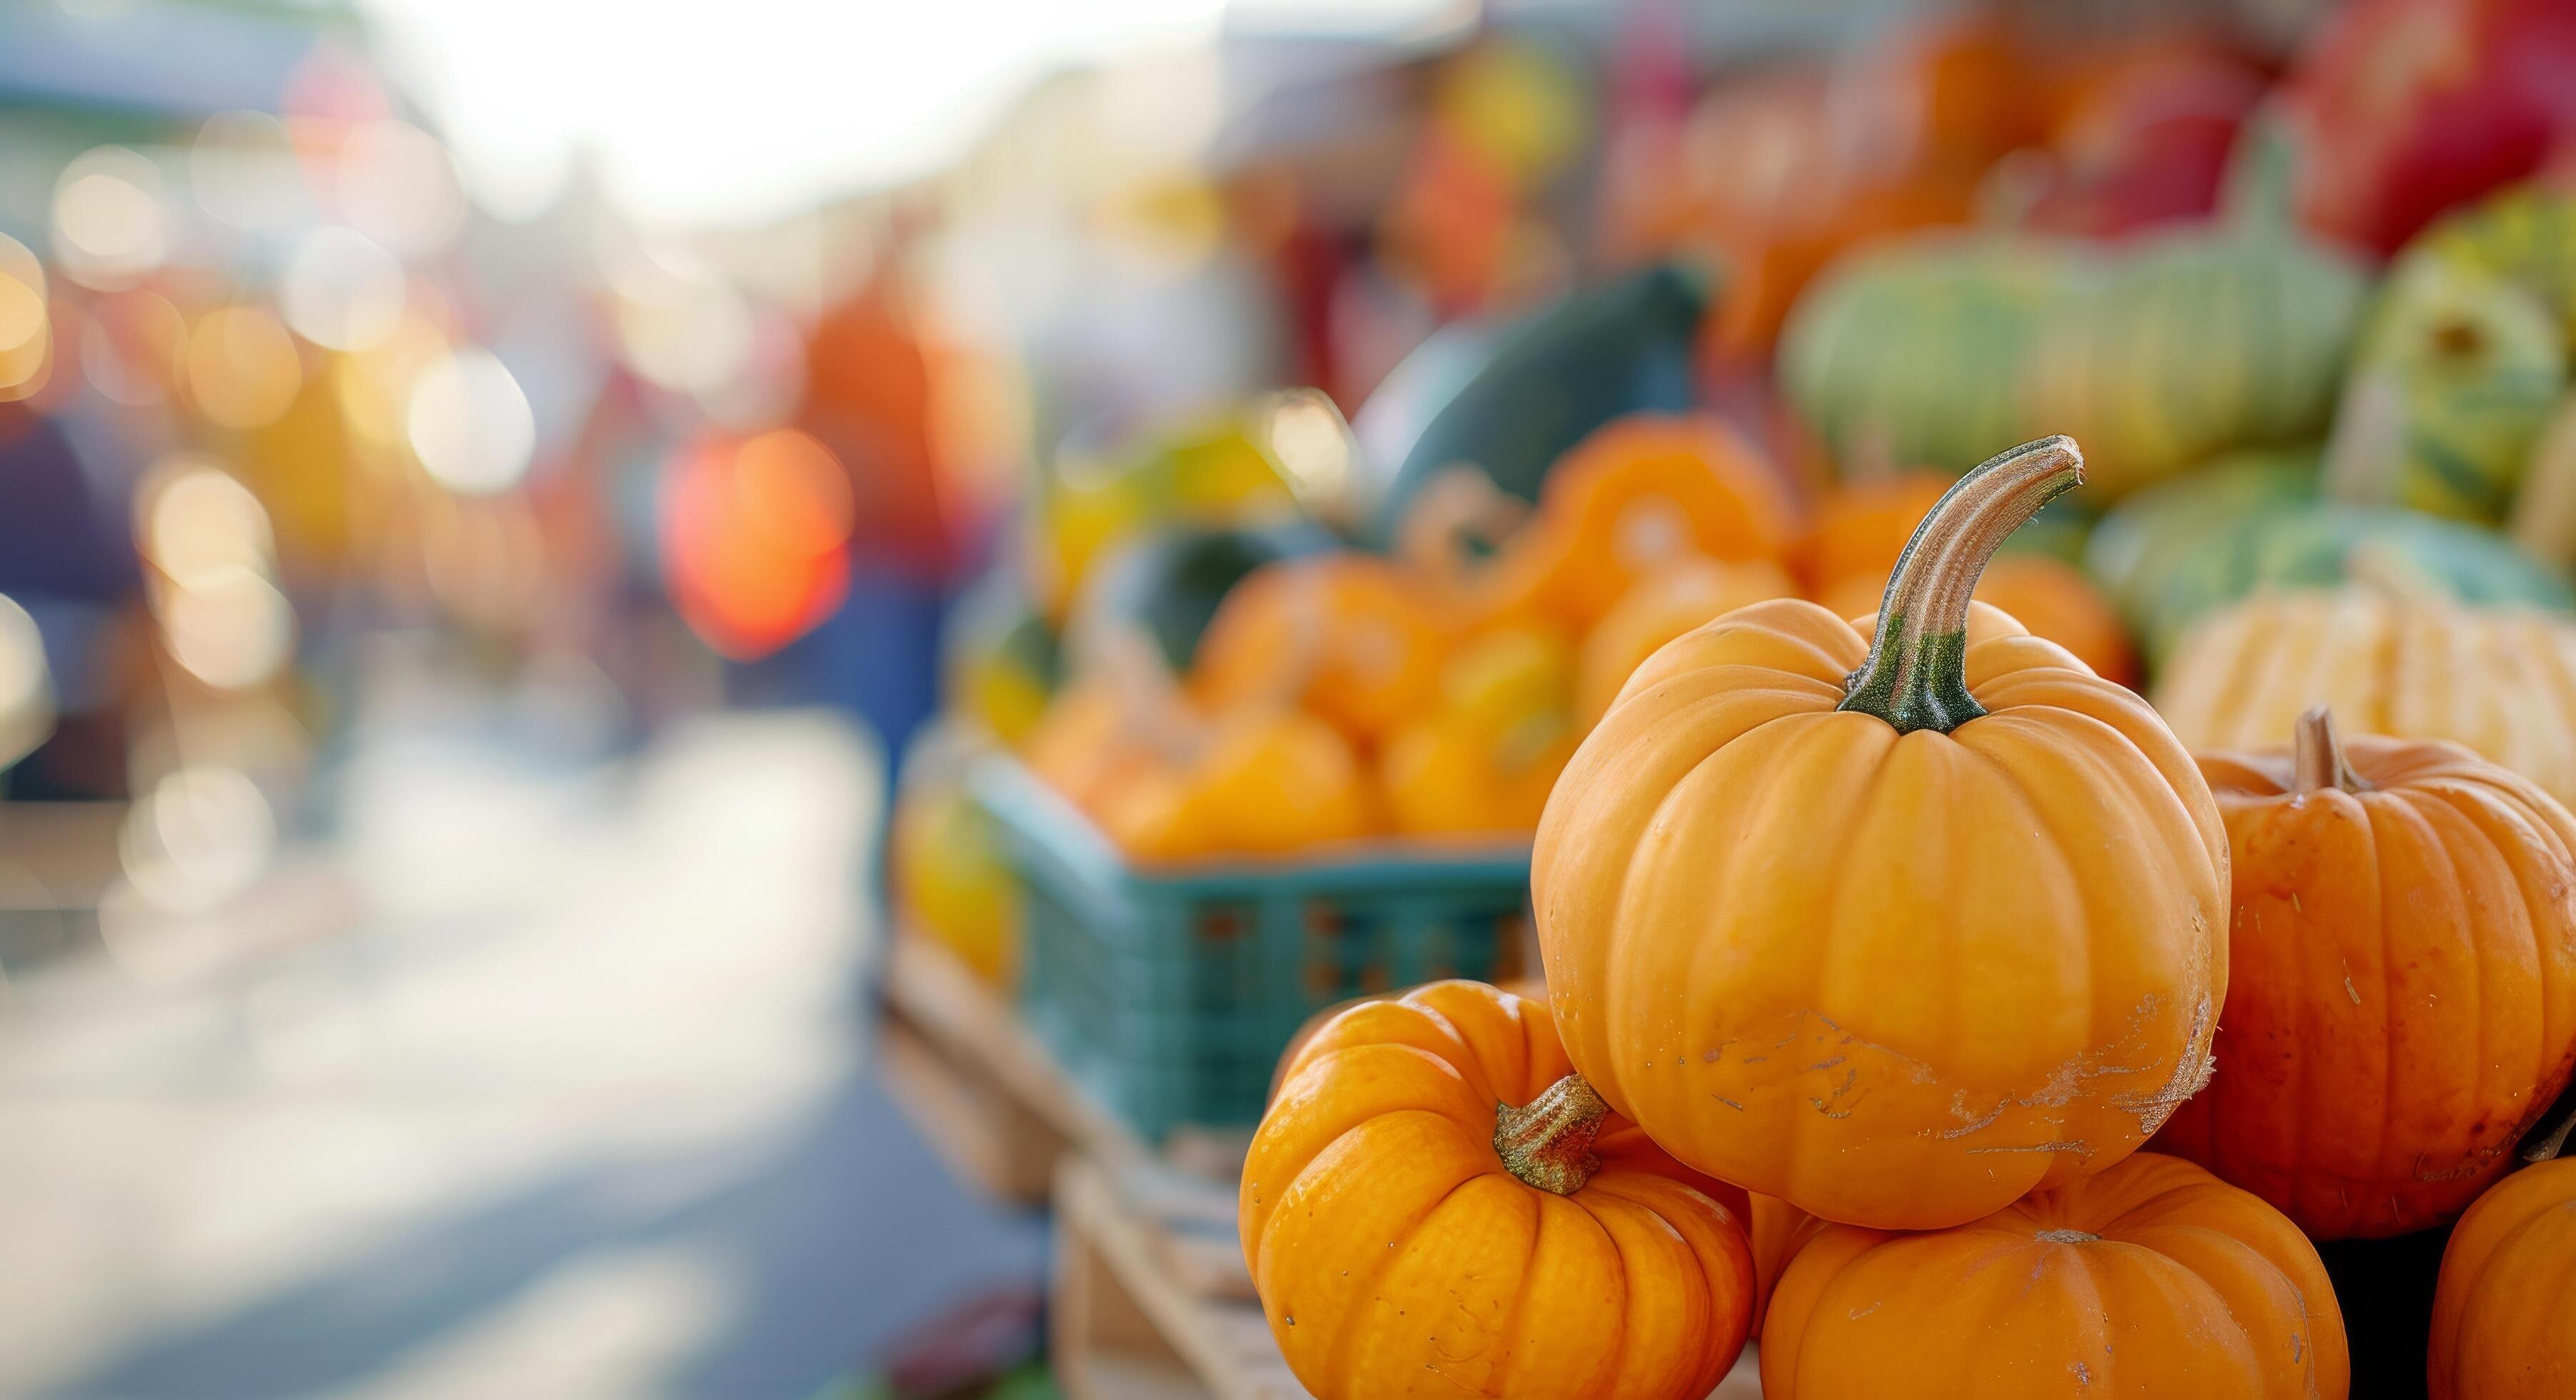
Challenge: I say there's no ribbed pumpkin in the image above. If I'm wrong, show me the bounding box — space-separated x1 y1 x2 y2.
1762 1152 2349 1399
2155 586 2576 810
2157 708 2576 1238
1463 414 1798 632
1574 556 1797 724
1536 436 2229 1231
1242 979 1757 1400
1189 554 1456 743
2430 1136 2576 1400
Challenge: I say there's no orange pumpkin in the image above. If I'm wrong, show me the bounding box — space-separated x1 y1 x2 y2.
2430 1134 2576 1400
1380 626 1578 837
1575 555 1797 724
1191 554 1455 743
1747 1194 1827 1335
1242 980 1756 1399
1762 1152 2349 1398
1470 414 1797 632
2157 708 2576 1239
1099 706 1375 862
1819 554 2140 687
1534 436 2228 1230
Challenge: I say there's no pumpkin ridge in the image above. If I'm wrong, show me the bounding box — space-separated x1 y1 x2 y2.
1304 1133 1503 1393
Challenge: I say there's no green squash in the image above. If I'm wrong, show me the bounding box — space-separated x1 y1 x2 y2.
1777 236 2074 479
1367 262 1708 545
1781 124 2370 501
2086 448 2321 624
2323 205 2575 522
2126 501 2574 665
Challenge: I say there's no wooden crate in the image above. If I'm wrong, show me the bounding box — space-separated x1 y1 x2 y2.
1050 1152 1764 1399
878 933 1254 1206
1052 1154 1299 1400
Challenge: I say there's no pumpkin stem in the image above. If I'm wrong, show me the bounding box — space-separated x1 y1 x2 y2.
1838 436 2084 734
1493 1074 1609 1195
2292 706 2370 794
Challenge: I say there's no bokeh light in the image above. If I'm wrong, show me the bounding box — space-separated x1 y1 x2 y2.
0 234 49 401
186 306 305 429
159 569 296 691
141 459 278 589
191 109 305 231
281 227 406 351
51 146 169 290
406 346 536 493
334 119 466 256
661 431 854 659
1264 388 1353 504
607 243 754 396
117 766 277 916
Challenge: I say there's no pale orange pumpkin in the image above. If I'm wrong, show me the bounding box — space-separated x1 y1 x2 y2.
2154 586 2576 810
1242 980 1756 1399
1574 555 1798 724
2158 708 2576 1239
2430 1129 2576 1400
1762 1152 2349 1399
1535 436 2228 1230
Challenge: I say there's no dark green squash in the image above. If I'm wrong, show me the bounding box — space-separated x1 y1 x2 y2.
1365 263 1708 545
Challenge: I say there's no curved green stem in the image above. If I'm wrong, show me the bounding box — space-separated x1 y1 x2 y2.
1838 435 2085 734
1493 1074 1609 1195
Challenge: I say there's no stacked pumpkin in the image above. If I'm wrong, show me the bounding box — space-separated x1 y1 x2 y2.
1018 408 2167 865
1241 435 2576 1399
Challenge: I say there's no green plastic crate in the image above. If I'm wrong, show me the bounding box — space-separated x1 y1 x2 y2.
970 756 1533 1144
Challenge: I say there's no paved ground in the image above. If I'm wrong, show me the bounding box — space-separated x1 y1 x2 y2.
0 706 1045 1398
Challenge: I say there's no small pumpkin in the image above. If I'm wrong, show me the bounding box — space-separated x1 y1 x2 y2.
1242 979 1756 1400
1099 705 1376 863
2157 707 2576 1238
1381 626 1579 837
1449 413 1798 633
2428 1124 2576 1400
1575 556 1797 724
1189 553 1456 743
2155 585 2576 810
1761 1152 2350 1399
1818 553 2140 689
1536 436 2228 1230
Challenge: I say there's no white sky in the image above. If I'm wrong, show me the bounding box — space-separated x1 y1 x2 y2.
359 0 1455 229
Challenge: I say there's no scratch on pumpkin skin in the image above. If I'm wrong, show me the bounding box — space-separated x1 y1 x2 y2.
1965 1140 2094 1156
1714 1096 1745 1111
2344 971 2362 1006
